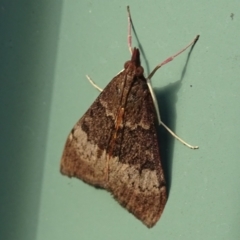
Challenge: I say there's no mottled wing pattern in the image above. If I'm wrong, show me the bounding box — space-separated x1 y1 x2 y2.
60 70 127 188
107 76 167 227
61 55 167 227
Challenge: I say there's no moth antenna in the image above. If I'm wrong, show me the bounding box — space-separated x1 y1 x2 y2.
148 35 200 79
127 6 133 55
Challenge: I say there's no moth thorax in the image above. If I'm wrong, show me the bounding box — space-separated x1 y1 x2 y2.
124 60 144 77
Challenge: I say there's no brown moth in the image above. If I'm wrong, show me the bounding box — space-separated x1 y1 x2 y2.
60 6 199 228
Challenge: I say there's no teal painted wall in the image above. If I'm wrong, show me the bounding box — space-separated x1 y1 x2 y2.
1 1 240 239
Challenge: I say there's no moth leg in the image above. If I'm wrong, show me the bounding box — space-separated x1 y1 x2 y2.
146 77 199 149
145 35 199 149
127 6 133 55
86 70 124 92
160 121 199 149
86 75 103 92
148 35 199 80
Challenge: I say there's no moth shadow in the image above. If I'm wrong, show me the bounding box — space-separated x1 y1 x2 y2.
154 42 197 195
155 80 181 195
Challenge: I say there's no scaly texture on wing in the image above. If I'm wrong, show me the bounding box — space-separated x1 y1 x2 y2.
60 70 127 188
60 64 167 227
106 75 167 227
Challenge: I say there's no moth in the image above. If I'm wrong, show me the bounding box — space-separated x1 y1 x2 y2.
60 6 199 228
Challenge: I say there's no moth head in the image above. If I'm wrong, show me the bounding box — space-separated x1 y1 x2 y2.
124 47 144 76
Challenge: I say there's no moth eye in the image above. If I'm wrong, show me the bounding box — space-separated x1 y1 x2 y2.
136 66 144 76
124 61 131 69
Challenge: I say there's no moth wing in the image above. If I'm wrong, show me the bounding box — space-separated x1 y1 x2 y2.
107 77 167 227
60 70 128 188
60 71 167 227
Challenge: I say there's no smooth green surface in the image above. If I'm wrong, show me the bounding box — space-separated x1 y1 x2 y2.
1 0 240 240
